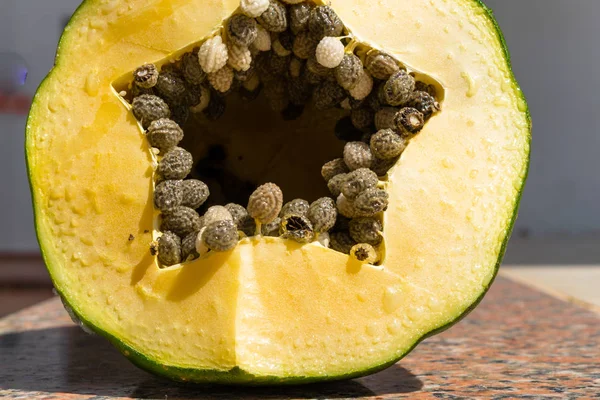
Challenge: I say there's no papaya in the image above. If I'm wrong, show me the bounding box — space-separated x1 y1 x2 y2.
25 0 530 384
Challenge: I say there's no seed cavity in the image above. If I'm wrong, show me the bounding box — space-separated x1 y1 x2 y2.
120 0 441 267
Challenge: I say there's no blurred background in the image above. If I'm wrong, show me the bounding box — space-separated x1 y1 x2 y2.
0 0 598 316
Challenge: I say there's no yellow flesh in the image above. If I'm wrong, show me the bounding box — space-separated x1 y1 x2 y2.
27 0 529 377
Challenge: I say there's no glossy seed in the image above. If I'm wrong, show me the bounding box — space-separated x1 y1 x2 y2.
203 205 233 227
180 52 206 85
228 14 258 47
280 213 314 243
354 188 389 217
349 217 383 246
374 107 399 131
307 197 337 233
248 182 283 224
365 51 400 80
202 220 239 252
198 36 228 74
289 2 312 34
241 0 270 18
414 81 437 97
348 69 373 100
321 158 350 181
161 206 203 237
308 6 343 39
327 173 348 197
181 179 210 209
315 37 345 68
181 231 200 261
154 180 183 211
225 203 249 225
343 141 373 171
370 129 407 160
329 231 357 254
335 53 363 90
132 95 171 129
227 44 252 72
341 168 378 200
371 156 400 177
395 107 425 136
257 0 288 32
154 71 188 105
158 147 193 180
147 118 183 152
350 243 379 263
293 31 319 59
157 231 182 266
134 64 159 89
280 198 310 217
207 65 234 93
409 90 440 119
382 70 415 106
261 217 281 236
351 108 375 132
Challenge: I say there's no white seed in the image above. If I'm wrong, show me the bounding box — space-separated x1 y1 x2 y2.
227 44 252 71
190 86 211 113
241 0 270 18
349 69 373 100
208 65 234 93
204 205 233 226
252 25 272 52
198 36 228 73
317 231 330 248
315 37 345 68
194 227 209 256
336 193 357 218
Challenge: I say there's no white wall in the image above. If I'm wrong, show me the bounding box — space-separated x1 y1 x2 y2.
484 0 600 236
0 0 599 252
0 0 82 252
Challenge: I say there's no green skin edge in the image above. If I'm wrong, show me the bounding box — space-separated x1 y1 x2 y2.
25 0 531 386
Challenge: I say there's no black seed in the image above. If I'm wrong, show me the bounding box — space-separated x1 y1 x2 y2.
308 6 343 39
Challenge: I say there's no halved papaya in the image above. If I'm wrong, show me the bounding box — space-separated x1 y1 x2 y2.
26 0 530 384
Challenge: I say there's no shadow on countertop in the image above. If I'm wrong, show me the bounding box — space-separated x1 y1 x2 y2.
0 325 423 398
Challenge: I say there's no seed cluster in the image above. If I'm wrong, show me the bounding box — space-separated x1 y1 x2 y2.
125 0 440 266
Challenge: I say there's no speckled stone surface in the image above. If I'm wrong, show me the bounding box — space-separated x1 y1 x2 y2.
1 276 599 399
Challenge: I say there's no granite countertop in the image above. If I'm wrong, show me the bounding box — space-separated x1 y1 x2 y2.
1 276 599 399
